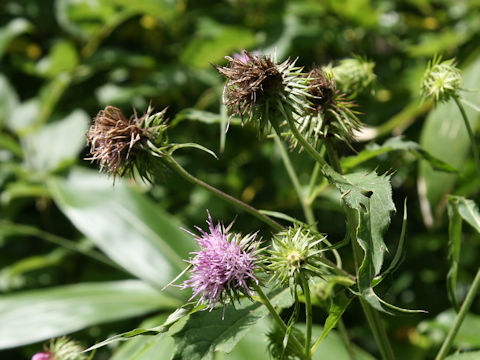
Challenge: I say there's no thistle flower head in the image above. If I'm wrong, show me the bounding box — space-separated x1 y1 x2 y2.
421 56 462 103
290 68 362 149
216 50 308 133
32 337 85 360
182 212 262 311
86 105 168 181
326 56 376 96
267 225 329 286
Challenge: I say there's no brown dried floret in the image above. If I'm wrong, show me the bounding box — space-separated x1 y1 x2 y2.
86 106 167 180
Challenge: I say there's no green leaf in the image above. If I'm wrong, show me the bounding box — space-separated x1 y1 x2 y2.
85 306 194 351
0 75 19 128
446 351 480 360
21 110 89 173
181 18 256 69
0 280 181 349
6 99 40 134
48 168 195 288
35 40 79 78
419 56 480 220
447 197 463 311
0 18 32 59
103 0 178 20
341 136 457 173
314 291 352 347
450 196 480 234
171 289 293 360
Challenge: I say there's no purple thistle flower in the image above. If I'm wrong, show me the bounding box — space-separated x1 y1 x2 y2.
32 353 51 360
182 212 261 312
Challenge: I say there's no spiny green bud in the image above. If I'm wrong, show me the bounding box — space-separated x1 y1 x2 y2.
32 337 86 360
421 56 462 103
326 56 376 96
266 225 330 286
86 105 169 182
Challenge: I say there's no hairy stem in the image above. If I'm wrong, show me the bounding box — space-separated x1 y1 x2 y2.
164 155 283 232
454 96 480 179
254 284 307 359
301 276 313 359
436 268 480 360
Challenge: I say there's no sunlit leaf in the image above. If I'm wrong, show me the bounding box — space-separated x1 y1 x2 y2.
0 280 181 349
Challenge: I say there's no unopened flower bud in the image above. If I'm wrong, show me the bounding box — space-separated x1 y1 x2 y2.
327 57 376 96
267 225 329 286
421 56 462 103
86 105 168 182
33 337 85 360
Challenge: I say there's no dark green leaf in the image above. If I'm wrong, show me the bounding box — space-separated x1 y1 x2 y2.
48 168 195 288
0 280 181 349
171 289 293 360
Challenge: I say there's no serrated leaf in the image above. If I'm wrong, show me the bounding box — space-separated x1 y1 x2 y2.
342 136 457 173
0 280 180 349
323 166 395 274
171 289 293 360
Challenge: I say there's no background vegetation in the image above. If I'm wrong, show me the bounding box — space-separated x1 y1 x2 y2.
1 0 480 359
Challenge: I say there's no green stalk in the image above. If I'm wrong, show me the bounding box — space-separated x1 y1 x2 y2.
324 139 396 360
454 96 480 179
436 268 480 360
164 155 283 232
273 133 316 228
254 284 307 359
301 276 313 359
338 319 358 360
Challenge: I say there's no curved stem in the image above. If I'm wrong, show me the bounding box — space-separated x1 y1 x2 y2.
454 96 480 179
436 268 480 360
301 276 313 359
253 284 307 359
164 155 283 232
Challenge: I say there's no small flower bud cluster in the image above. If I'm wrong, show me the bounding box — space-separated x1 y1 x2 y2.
421 56 462 103
32 337 85 360
326 56 376 96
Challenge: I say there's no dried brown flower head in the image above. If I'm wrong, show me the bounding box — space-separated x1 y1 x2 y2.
86 105 168 181
216 50 308 133
290 68 362 150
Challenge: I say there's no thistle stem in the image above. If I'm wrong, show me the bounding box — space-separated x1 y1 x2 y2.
454 96 480 180
164 155 283 232
435 267 480 360
324 139 396 360
253 284 307 359
301 276 313 359
338 318 358 360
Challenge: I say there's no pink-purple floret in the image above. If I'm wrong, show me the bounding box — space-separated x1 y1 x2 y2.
182 213 259 311
32 352 51 360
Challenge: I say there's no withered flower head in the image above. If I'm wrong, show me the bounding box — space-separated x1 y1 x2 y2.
290 67 362 150
216 50 308 133
86 105 168 181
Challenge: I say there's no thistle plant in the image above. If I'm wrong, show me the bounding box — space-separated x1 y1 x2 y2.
421 56 462 103
86 105 168 182
290 67 361 150
215 50 310 133
181 212 261 311
32 337 86 360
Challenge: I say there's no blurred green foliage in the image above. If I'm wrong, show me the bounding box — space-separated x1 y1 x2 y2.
1 0 480 359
